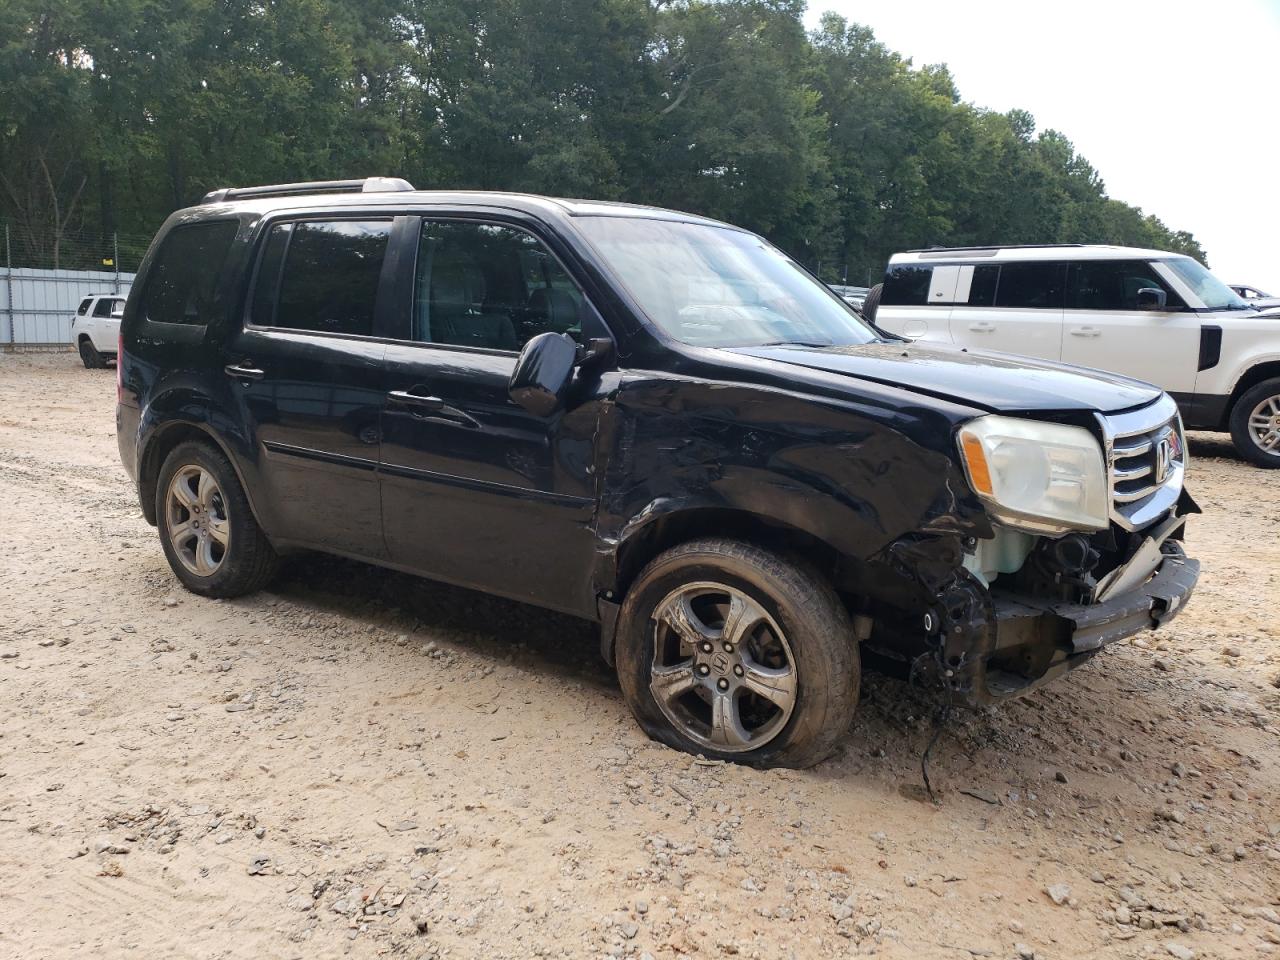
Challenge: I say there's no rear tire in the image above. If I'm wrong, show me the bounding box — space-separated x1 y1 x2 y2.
156 440 278 597
78 338 104 369
1229 377 1280 468
615 538 859 769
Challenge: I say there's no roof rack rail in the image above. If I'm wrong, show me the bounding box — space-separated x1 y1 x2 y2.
904 243 1089 255
201 177 415 204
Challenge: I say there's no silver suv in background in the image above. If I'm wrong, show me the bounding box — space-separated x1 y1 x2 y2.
1229 284 1280 309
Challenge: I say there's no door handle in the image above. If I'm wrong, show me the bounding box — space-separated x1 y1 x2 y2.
224 362 265 381
388 389 445 412
968 321 995 332
1069 326 1101 338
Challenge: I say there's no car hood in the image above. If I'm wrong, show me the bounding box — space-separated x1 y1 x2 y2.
724 341 1162 414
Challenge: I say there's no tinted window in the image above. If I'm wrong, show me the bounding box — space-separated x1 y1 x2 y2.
256 220 392 336
1068 260 1184 311
966 264 1000 306
93 298 118 317
881 265 932 306
250 224 290 326
139 221 238 326
412 221 585 350
77 298 92 316
994 262 1065 309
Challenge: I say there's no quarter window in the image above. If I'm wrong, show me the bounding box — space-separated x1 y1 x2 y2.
139 221 239 326
994 262 1066 309
251 220 392 336
412 221 586 350
77 297 92 316
881 265 933 306
1068 260 1183 311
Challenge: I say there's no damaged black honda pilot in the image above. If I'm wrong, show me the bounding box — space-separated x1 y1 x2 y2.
116 178 1200 768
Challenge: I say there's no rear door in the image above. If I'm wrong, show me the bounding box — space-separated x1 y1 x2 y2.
226 216 398 559
377 216 608 616
1061 259 1199 392
949 261 1066 360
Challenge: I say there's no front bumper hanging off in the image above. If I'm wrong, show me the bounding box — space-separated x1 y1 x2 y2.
958 542 1199 706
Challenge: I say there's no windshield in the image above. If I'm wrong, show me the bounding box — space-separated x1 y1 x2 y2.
1161 258 1251 311
574 216 878 348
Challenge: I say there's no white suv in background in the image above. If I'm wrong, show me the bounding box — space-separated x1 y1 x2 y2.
873 245 1280 467
70 294 126 368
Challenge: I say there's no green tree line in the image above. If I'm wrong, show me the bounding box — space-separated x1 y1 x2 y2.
0 0 1206 279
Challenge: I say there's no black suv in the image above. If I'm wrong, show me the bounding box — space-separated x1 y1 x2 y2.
117 178 1200 768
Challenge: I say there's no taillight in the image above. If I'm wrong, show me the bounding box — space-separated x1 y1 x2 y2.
116 334 124 403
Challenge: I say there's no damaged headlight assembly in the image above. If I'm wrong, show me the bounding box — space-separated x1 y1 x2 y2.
957 416 1109 535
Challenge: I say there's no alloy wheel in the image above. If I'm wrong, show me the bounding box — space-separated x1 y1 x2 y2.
1247 394 1280 457
165 465 230 576
648 581 798 753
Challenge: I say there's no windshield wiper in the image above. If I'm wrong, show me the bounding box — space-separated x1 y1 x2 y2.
758 339 835 348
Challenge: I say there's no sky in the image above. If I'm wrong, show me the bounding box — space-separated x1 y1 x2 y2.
804 0 1280 292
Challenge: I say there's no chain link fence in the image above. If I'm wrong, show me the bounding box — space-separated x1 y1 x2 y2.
1 221 152 275
2 222 142 347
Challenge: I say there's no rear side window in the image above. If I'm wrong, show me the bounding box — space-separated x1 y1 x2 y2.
881 265 933 306
994 262 1066 309
93 298 117 317
965 264 1000 306
140 221 239 326
77 297 92 316
251 220 392 336
1068 260 1185 311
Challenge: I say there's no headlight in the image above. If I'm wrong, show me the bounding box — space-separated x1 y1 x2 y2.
957 416 1108 533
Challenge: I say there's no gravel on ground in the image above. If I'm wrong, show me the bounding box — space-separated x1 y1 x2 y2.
1 352 1277 959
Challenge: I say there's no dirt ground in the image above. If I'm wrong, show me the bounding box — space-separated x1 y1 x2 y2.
0 351 1277 960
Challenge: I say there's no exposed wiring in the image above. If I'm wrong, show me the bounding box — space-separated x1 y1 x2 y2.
909 649 952 805
920 701 951 804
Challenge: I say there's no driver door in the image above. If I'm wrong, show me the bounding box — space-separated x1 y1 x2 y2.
1060 259 1200 392
377 217 610 616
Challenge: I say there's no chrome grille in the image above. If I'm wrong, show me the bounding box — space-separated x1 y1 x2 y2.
1097 394 1185 532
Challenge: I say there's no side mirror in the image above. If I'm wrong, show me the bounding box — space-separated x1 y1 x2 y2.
1136 287 1167 311
508 332 578 416
576 337 614 369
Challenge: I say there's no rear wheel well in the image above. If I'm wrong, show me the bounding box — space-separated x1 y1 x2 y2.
138 425 221 525
614 509 842 599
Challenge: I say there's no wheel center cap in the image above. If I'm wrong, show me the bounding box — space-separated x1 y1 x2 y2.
711 652 731 674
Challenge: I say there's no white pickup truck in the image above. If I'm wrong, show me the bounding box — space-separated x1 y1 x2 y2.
872 245 1280 467
70 294 126 368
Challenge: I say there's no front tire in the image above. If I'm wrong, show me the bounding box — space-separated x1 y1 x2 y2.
1229 378 1280 468
615 538 860 769
78 338 105 369
156 441 278 597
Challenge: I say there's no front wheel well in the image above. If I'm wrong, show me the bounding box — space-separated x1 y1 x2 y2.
613 508 842 600
1227 363 1280 421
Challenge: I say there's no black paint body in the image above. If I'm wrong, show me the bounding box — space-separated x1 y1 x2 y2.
116 192 1195 701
